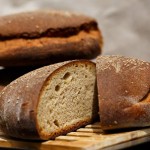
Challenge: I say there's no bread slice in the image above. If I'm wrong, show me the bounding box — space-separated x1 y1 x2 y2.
0 10 103 67
0 60 98 140
96 55 150 130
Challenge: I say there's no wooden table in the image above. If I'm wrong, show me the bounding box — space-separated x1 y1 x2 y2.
0 122 150 150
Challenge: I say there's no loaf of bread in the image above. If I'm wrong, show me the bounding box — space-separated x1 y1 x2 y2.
96 55 150 130
0 60 98 140
0 10 103 67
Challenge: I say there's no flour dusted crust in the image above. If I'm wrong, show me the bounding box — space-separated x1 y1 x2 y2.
0 61 67 139
0 60 98 140
0 10 103 67
96 55 150 130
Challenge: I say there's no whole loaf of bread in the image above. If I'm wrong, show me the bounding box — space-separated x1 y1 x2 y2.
96 55 150 130
0 60 98 140
0 10 103 67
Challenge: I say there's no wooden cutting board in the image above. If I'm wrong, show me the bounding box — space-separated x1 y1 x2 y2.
0 122 150 150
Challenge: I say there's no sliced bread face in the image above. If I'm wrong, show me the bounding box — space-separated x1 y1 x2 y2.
96 55 150 130
0 60 98 140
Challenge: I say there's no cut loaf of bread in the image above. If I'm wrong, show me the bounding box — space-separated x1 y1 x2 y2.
0 60 98 140
96 55 150 130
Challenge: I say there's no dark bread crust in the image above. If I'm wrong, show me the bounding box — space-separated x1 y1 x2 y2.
0 60 96 140
0 10 102 67
0 30 102 66
0 10 103 67
96 55 150 130
0 10 97 38
0 62 64 139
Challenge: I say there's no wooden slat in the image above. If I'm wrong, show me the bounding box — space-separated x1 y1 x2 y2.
43 140 98 150
67 131 101 137
77 128 103 133
85 124 101 129
1 122 150 150
86 128 150 150
55 135 106 141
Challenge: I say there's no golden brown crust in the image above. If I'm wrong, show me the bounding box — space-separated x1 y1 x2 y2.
96 55 150 130
0 60 96 140
0 10 103 67
0 30 102 66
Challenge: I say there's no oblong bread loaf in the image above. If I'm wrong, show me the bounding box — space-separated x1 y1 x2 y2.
0 60 98 140
0 10 103 67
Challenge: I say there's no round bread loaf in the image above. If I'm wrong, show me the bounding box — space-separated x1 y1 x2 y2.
0 10 103 67
96 55 150 130
0 60 98 140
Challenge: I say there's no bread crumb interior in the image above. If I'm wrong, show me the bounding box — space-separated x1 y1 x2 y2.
37 62 97 137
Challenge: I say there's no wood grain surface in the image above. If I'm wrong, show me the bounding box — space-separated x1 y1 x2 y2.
0 122 150 150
